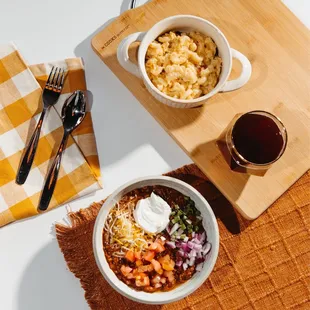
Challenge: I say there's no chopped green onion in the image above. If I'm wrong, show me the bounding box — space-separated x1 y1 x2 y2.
186 207 194 214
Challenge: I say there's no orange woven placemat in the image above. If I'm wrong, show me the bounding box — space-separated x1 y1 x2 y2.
56 164 310 310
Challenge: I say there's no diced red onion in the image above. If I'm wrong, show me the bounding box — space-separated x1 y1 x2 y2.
195 234 201 241
193 238 202 244
193 243 202 251
169 223 179 235
166 241 176 249
176 260 183 267
196 257 205 264
187 241 195 249
178 249 185 257
176 228 184 236
167 224 210 273
180 242 189 252
202 243 211 255
202 243 209 251
200 232 206 243
196 262 204 272
176 241 183 248
186 219 192 225
189 257 195 266
160 236 166 241
166 226 171 233
189 249 197 258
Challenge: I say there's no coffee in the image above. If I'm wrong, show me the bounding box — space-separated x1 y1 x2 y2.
232 113 285 165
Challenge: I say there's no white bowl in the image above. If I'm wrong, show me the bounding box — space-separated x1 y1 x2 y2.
117 15 252 108
93 176 219 305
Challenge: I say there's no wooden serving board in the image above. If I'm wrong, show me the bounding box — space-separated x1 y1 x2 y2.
92 0 310 220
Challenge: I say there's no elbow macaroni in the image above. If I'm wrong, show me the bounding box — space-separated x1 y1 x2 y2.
145 31 222 100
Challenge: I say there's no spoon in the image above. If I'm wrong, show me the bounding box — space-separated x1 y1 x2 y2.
38 90 86 211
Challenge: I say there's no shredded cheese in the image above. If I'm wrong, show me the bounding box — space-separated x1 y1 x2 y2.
105 197 155 256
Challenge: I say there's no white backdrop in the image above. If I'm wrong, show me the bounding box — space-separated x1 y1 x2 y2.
0 0 308 309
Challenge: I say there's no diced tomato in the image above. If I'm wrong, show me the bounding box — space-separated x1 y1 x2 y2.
163 270 175 283
136 259 143 267
151 274 161 284
125 250 135 262
157 238 165 245
137 264 154 273
120 265 132 277
149 242 158 251
151 259 163 275
158 255 175 271
134 251 142 260
135 275 150 287
149 241 165 253
145 277 150 286
132 269 139 277
138 272 147 279
137 265 146 273
156 243 165 253
144 250 155 262
144 286 156 292
147 264 154 272
127 273 134 279
154 283 162 289
163 270 173 278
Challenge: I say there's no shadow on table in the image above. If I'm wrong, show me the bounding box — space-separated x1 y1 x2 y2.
73 20 191 176
16 241 89 310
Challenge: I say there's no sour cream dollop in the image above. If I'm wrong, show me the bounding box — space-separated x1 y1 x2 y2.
133 192 171 234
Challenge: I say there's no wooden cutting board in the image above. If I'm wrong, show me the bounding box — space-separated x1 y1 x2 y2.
92 0 310 220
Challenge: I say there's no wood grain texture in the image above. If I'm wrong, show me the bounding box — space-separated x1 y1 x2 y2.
92 0 310 219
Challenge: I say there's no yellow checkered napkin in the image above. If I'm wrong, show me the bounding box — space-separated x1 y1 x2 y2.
0 43 102 227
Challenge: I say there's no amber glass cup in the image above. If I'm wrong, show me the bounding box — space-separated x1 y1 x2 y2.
226 111 288 170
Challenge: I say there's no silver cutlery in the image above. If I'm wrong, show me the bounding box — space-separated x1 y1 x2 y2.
38 90 86 211
16 67 65 185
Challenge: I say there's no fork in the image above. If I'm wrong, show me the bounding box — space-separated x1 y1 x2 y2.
16 67 65 185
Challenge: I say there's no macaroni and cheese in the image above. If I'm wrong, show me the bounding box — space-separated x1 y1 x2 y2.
145 31 222 100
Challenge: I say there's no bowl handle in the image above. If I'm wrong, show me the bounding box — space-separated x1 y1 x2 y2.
220 48 252 92
117 32 145 78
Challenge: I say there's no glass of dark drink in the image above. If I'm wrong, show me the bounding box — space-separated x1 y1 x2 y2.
226 111 288 170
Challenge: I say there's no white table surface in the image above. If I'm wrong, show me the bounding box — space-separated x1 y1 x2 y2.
0 1 308 309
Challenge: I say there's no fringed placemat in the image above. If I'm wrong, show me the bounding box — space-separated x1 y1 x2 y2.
56 164 310 310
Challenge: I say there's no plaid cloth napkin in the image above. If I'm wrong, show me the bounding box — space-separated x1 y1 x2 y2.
0 43 102 227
